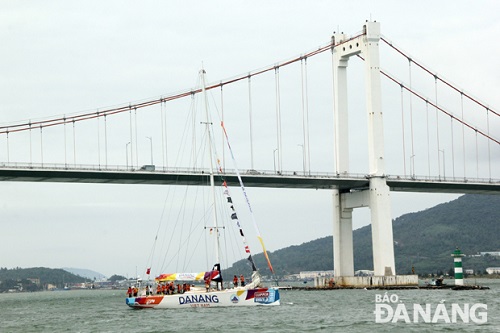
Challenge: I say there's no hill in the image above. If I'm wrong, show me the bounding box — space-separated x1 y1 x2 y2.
62 267 106 280
0 267 89 292
223 194 500 277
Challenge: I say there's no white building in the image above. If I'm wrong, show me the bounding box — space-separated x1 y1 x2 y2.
480 252 500 256
299 270 334 279
486 267 500 274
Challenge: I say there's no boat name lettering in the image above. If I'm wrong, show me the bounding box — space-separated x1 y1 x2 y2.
179 294 220 305
254 291 269 298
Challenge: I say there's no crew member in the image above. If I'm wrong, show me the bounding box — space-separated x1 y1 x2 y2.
240 274 245 287
233 275 238 288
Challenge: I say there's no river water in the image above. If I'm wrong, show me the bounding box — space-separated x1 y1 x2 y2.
0 279 499 332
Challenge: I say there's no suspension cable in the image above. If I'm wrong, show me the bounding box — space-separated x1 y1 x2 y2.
381 37 500 118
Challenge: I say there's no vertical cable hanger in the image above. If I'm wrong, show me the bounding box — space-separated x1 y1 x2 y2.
73 120 76 166
461 93 466 179
128 105 134 169
160 99 166 169
486 108 491 180
40 125 43 166
426 101 431 178
63 117 67 167
97 111 101 168
275 66 282 172
400 84 407 176
301 57 311 175
248 75 254 170
435 75 441 178
104 114 108 168
408 59 416 177
134 107 139 168
220 84 224 171
29 121 33 166
450 115 455 179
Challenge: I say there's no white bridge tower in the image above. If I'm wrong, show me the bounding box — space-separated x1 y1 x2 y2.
332 21 396 279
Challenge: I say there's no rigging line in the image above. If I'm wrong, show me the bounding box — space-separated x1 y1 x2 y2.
220 121 275 275
248 75 254 170
400 85 407 177
0 34 366 135
381 37 500 118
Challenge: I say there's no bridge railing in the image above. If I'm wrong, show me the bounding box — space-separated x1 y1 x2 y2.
0 162 497 185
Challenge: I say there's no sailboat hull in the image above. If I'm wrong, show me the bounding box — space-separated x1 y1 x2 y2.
126 287 280 309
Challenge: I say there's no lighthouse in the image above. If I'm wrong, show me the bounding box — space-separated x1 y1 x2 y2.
451 248 465 286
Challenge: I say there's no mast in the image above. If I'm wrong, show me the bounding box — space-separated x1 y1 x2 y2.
200 69 221 267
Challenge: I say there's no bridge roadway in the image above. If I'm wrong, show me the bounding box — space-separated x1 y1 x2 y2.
0 164 499 194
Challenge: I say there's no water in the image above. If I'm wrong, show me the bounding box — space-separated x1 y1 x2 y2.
0 279 499 332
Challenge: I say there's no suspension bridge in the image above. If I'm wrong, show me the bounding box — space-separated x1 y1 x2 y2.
1 21 498 284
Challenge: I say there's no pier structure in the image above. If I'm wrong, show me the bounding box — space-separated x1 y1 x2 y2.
332 21 412 286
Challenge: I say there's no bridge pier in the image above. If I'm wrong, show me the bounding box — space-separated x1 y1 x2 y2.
332 21 399 282
332 189 354 277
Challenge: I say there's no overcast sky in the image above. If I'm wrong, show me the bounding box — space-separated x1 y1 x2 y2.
0 1 499 278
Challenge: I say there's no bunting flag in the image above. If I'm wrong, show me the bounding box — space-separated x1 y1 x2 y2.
146 268 151 275
220 121 275 275
214 156 256 270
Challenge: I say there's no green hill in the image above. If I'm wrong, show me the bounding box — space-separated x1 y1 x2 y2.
224 194 500 277
0 267 89 292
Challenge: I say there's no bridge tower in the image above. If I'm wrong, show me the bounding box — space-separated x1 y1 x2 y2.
332 21 396 278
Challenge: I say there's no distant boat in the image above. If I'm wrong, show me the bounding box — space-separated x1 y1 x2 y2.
125 70 280 309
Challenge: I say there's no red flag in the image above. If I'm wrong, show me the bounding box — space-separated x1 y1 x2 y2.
146 268 151 275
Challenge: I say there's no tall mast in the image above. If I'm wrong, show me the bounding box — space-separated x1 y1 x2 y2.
200 69 221 265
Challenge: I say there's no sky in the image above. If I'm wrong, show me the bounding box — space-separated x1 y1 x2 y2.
0 1 499 278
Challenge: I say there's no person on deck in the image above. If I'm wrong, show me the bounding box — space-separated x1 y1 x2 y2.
133 286 138 296
157 284 162 295
127 286 133 297
240 274 245 287
233 275 238 288
205 277 211 292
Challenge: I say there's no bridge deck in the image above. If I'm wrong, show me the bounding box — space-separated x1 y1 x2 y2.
0 167 498 194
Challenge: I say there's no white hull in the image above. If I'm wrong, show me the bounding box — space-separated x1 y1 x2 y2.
126 287 280 309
